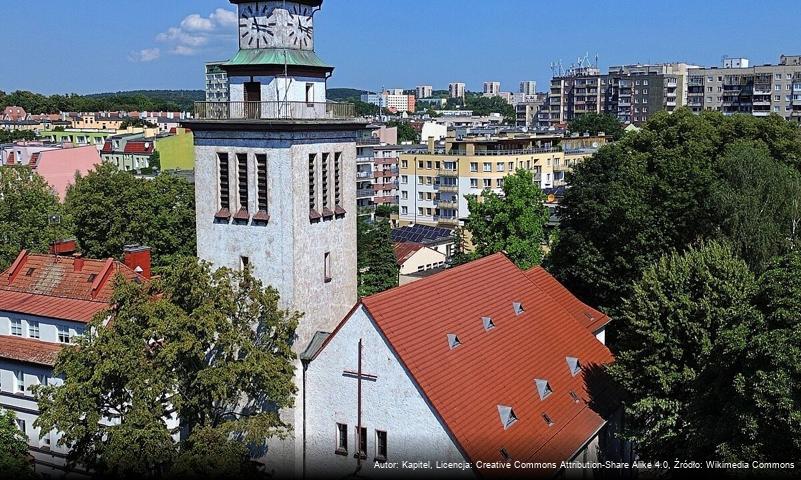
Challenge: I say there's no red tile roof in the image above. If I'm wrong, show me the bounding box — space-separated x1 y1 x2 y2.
524 267 611 333
0 335 63 366
0 251 145 323
358 254 616 474
393 242 425 265
101 141 113 154
123 142 153 155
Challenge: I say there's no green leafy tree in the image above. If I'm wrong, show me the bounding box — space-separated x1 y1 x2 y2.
374 204 398 218
0 167 72 270
0 130 36 143
608 242 762 460
448 226 472 267
465 95 516 124
549 109 801 310
35 258 300 478
567 112 625 140
354 101 379 116
386 121 420 143
64 164 195 267
464 169 549 269
120 118 157 129
0 408 35 479
357 218 399 297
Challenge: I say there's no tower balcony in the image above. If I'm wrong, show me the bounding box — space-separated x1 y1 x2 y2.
193 101 356 121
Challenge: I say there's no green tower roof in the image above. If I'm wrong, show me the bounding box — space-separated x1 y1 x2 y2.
224 48 333 71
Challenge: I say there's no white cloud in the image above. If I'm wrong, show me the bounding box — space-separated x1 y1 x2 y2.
128 48 161 63
137 8 236 60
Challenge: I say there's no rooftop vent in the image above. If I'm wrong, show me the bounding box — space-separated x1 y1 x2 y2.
499 448 511 460
482 316 495 331
24 267 35 277
566 356 582 376
542 413 554 427
513 302 525 316
447 333 461 350
87 273 98 283
535 379 553 401
569 391 581 403
497 405 518 430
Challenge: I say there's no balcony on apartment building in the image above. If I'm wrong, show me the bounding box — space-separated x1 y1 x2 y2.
357 188 375 198
438 168 459 177
435 216 460 227
439 184 459 193
193 101 356 121
436 200 459 210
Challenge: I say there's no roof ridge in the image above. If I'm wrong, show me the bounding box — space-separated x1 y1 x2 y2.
0 286 111 304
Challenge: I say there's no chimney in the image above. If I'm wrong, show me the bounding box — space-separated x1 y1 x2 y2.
73 253 85 272
50 239 78 256
123 245 151 279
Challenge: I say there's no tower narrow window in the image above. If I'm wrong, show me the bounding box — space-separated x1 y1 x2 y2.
324 252 332 283
306 83 315 104
237 153 248 213
256 154 268 214
334 152 342 207
309 154 317 212
218 153 230 212
322 153 330 212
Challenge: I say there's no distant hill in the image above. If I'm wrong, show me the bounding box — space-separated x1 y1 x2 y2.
328 88 370 102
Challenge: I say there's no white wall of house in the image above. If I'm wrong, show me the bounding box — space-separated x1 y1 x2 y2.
0 312 85 345
304 306 472 479
399 247 446 275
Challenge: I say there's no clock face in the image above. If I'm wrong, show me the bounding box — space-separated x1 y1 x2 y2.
238 1 315 51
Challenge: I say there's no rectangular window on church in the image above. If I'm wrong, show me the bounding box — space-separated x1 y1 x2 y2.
324 252 332 283
218 153 231 211
309 154 317 212
306 83 315 104
376 431 387 462
237 153 248 212
355 426 367 459
336 423 348 455
334 152 342 207
256 154 268 213
322 153 330 210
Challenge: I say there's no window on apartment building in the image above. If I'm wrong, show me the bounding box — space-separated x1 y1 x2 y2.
426 161 432 169
496 179 504 188
376 431 388 462
417 177 423 185
237 153 249 213
401 175 408 184
10 319 22 336
322 153 330 210
418 161 424 169
58 327 70 344
470 178 478 188
496 162 505 172
401 206 408 215
483 179 491 188
218 153 231 212
470 162 478 172
28 321 39 339
418 207 425 216
15 418 25 434
426 177 433 185
418 192 425 200
14 370 24 393
483 163 492 172
708 87 713 92
36 373 49 388
401 160 408 169
776 85 782 91
355 427 367 459
336 423 348 455
508 162 514 171
256 154 268 214
309 154 317 212
324 252 332 283
401 191 408 200
776 95 782 101
776 74 782 80
788 85 793 91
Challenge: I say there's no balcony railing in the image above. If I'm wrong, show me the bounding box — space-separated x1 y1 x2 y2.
193 101 356 120
439 169 459 177
439 185 459 193
437 201 459 209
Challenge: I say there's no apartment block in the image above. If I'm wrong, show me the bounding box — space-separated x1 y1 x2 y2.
448 82 466 99
397 132 562 228
416 85 433 99
543 63 697 127
520 80 537 95
356 138 400 216
361 90 416 113
483 81 501 96
687 55 801 121
205 62 229 102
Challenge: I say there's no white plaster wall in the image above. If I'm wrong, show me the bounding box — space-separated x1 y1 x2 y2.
228 76 326 104
400 248 446 275
0 312 85 344
304 307 473 479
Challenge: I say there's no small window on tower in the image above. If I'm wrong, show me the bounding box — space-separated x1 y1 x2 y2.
334 152 342 210
309 154 318 214
306 83 315 104
375 431 388 462
240 256 250 272
218 153 231 214
256 154 268 217
355 426 367 459
237 153 249 213
335 423 348 455
322 153 330 213
324 252 332 283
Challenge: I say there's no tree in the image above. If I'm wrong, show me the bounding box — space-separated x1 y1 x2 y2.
386 121 420 144
0 130 35 143
64 164 195 267
448 226 472 267
373 204 398 218
0 167 71 270
0 409 35 479
549 109 801 310
35 258 300 478
567 112 625 141
465 95 516 124
354 101 379 117
464 169 549 269
120 118 157 130
608 242 763 461
357 217 399 297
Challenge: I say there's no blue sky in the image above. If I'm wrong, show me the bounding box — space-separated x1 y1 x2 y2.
2 0 801 95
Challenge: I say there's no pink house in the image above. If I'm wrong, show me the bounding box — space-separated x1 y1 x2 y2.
30 145 101 199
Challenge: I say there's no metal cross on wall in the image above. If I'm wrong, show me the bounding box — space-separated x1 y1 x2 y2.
342 339 378 470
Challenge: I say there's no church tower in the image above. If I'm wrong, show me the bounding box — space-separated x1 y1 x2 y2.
184 0 363 475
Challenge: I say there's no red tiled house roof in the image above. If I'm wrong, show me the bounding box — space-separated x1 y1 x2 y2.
524 267 611 333
0 335 63 367
358 254 616 474
123 142 153 155
0 250 145 323
392 242 424 265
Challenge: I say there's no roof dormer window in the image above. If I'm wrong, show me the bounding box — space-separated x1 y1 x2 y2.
447 333 461 350
497 405 518 430
535 379 553 401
